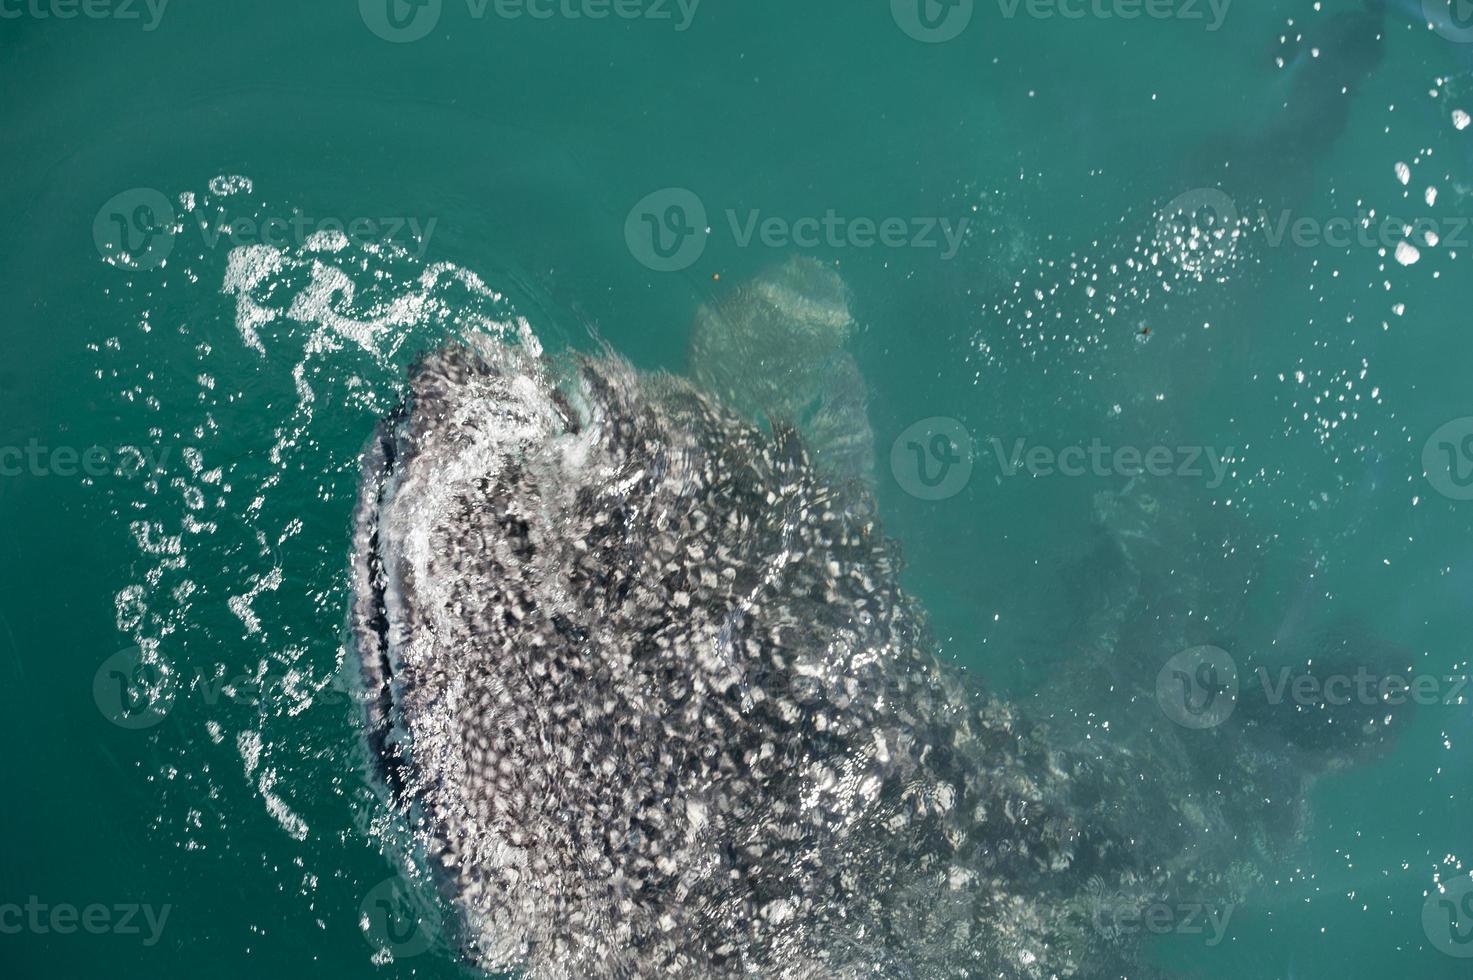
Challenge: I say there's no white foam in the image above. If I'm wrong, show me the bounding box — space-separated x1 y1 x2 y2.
258 769 309 841
227 566 282 636
237 730 263 778
208 175 254 196
223 246 506 360
221 245 284 355
303 229 350 253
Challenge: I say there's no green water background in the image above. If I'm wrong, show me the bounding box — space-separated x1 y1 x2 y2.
2 1 1472 977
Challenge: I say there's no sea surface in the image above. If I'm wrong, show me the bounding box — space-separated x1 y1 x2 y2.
2 1 1472 977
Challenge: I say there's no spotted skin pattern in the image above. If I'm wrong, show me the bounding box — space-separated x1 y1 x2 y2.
350 335 1398 978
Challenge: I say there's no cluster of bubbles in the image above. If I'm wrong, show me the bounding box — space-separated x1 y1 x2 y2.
91 176 520 960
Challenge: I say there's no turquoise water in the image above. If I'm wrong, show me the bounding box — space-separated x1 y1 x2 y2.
3 1 1473 977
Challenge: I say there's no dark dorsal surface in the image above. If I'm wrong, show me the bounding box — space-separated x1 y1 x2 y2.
348 335 1399 979
349 337 1105 978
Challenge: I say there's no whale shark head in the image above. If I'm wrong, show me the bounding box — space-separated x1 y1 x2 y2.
347 321 1407 978
346 331 1108 978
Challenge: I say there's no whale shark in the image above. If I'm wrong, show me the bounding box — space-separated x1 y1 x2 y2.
348 334 1081 978
347 311 1407 977
343 8 1416 974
